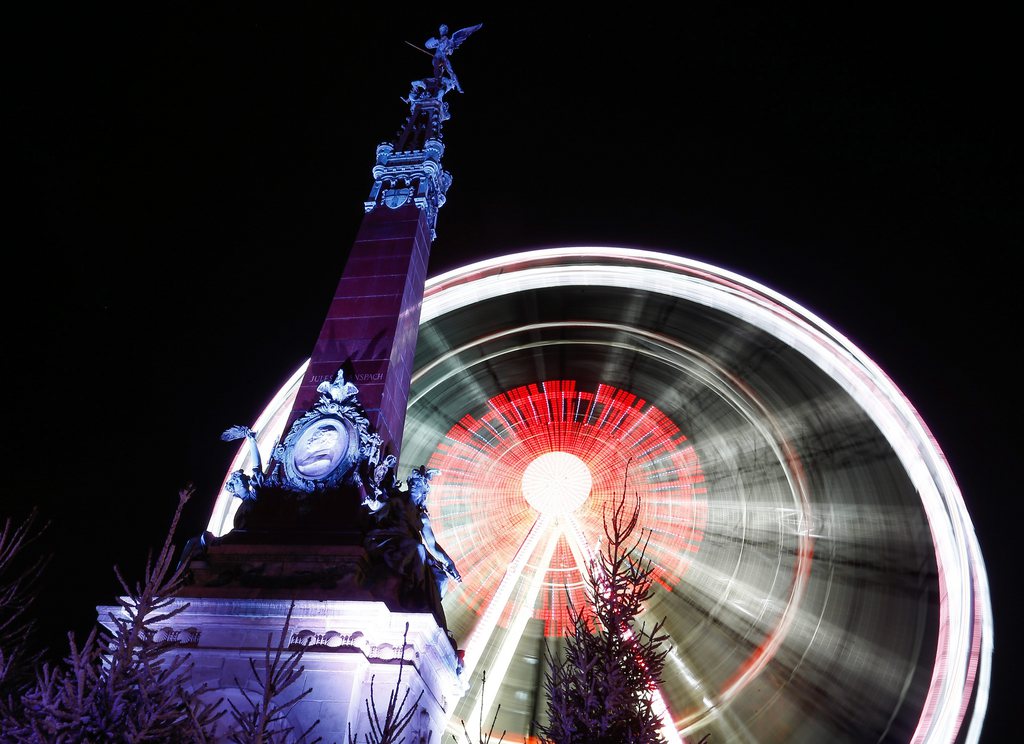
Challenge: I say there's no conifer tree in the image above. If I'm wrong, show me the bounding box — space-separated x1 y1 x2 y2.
539 483 670 744
348 622 424 744
453 670 505 744
0 509 47 714
0 487 224 743
228 600 321 743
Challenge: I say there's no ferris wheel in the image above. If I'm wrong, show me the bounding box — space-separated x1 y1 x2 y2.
208 247 990 744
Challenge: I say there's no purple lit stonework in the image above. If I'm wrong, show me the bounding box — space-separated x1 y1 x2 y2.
289 203 432 460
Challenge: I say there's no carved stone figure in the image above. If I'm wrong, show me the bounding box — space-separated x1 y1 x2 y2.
220 425 264 526
221 425 263 483
425 23 482 94
225 470 257 502
405 77 433 103
270 369 369 493
362 453 397 513
202 371 463 619
316 371 360 406
364 465 461 635
407 466 462 596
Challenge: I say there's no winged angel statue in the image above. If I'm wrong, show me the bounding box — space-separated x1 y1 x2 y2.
426 22 482 94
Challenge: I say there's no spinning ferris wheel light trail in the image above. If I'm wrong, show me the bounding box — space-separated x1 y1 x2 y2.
207 248 990 744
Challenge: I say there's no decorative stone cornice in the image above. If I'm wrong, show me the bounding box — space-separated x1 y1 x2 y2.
364 137 451 241
98 597 468 702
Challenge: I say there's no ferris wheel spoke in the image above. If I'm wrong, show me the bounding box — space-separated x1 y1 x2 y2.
458 512 554 683
464 520 563 737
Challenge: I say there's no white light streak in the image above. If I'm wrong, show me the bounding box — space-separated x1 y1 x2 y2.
463 522 562 737
459 514 553 683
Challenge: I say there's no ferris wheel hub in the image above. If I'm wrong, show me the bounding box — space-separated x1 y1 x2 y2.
521 451 593 515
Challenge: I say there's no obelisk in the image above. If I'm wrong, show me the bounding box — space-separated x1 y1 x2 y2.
99 25 483 743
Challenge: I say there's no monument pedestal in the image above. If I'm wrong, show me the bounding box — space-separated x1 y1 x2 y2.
98 597 465 743
182 537 373 602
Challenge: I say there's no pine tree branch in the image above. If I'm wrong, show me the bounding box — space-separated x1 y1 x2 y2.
228 599 321 744
349 622 424 744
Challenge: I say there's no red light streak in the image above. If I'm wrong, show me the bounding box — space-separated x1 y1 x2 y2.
427 380 707 635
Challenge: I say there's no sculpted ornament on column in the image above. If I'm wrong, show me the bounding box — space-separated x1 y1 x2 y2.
364 465 462 643
271 370 369 492
220 424 264 526
189 368 462 637
217 370 382 512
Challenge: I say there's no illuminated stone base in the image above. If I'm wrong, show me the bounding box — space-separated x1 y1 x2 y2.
98 598 466 743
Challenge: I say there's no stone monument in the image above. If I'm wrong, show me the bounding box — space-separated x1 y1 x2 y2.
99 23 482 743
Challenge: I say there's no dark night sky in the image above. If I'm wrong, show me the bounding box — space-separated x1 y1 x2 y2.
7 5 1018 741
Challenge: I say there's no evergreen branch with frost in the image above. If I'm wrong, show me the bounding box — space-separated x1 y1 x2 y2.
1 486 225 742
348 622 424 744
228 599 321 743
